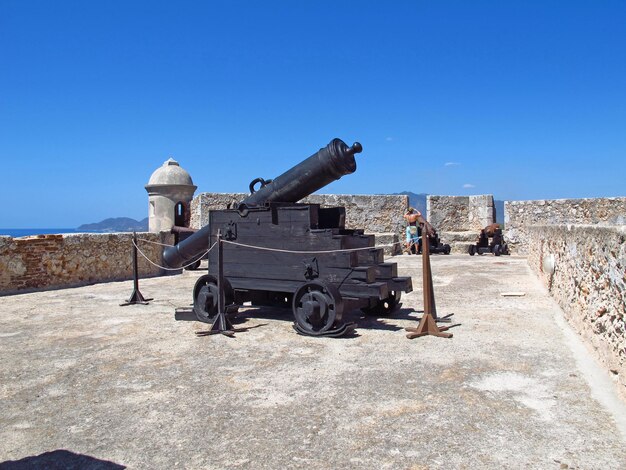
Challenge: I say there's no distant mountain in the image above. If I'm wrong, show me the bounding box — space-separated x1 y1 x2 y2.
77 217 149 232
394 191 505 224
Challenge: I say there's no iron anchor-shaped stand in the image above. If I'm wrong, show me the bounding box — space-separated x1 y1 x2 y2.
405 231 458 339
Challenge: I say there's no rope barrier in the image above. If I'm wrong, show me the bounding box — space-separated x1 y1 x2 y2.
132 239 216 271
132 236 404 271
136 237 176 247
222 239 403 254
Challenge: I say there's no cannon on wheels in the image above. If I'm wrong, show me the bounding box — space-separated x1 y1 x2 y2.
468 223 510 256
416 227 451 255
163 138 412 337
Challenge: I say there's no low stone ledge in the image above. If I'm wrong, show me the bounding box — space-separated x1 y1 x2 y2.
372 232 401 256
438 231 480 254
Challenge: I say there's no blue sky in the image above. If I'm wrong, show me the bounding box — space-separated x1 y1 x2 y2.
1 1 625 228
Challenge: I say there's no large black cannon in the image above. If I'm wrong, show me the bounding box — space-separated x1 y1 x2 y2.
163 138 412 336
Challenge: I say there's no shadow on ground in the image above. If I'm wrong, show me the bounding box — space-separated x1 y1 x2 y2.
0 449 125 470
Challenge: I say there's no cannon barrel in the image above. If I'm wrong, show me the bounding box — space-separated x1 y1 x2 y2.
162 138 362 268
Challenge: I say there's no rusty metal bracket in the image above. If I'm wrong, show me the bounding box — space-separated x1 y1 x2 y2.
303 257 319 280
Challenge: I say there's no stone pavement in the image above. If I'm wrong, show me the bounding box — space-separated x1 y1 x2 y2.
1 254 625 469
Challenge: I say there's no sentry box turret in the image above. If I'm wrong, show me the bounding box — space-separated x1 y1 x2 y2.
163 139 412 337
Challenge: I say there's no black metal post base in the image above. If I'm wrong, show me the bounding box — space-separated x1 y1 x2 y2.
120 232 153 306
196 311 235 337
120 289 153 306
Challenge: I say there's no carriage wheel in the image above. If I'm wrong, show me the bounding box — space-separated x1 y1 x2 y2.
192 274 234 323
468 245 476 256
292 281 344 335
361 290 402 316
493 244 501 256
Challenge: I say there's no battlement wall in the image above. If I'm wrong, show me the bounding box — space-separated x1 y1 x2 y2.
527 224 626 399
0 232 173 295
427 194 495 232
191 193 408 254
425 194 495 253
505 197 626 255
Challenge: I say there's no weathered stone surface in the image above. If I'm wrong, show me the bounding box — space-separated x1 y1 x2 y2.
0 232 174 295
438 230 479 254
145 159 196 233
1 255 626 468
372 232 401 256
527 224 626 400
427 195 495 232
191 192 408 246
190 192 248 229
505 197 626 255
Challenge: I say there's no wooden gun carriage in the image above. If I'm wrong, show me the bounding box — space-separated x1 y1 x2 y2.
163 138 412 336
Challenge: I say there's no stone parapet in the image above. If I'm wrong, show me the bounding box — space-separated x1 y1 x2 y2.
505 197 626 255
190 193 247 229
427 195 495 232
0 232 174 295
527 224 626 399
372 233 401 256
190 193 408 240
438 231 479 254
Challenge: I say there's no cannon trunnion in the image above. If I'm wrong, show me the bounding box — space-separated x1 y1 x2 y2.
193 202 412 336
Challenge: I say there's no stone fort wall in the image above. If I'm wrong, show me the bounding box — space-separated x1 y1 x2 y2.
505 197 626 255
527 224 626 399
426 195 495 253
0 232 174 295
191 192 409 255
427 194 495 232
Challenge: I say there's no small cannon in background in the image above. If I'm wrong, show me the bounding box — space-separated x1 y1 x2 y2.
468 223 510 256
163 138 412 336
405 225 451 255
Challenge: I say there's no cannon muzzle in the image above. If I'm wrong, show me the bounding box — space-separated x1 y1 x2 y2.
238 138 362 210
162 138 362 268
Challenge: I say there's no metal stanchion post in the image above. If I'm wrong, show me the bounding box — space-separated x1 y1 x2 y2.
207 230 235 336
120 232 153 306
405 228 456 339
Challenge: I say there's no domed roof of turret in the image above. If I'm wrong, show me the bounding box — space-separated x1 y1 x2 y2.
147 158 194 186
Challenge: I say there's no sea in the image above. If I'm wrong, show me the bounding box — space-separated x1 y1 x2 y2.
0 228 79 238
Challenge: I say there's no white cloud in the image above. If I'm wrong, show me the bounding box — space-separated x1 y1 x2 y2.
445 162 460 167
463 183 476 189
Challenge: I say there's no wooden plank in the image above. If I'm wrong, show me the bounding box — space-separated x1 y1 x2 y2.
228 277 302 294
334 234 375 249
210 261 376 284
356 248 385 265
339 281 388 300
386 276 413 294
227 277 389 301
373 263 397 279
209 245 358 268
